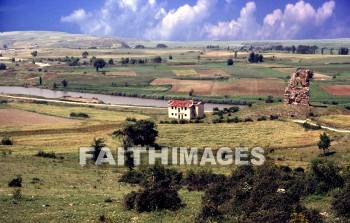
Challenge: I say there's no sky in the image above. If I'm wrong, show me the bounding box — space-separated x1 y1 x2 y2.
0 0 349 41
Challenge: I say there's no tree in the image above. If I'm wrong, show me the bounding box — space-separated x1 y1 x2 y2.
332 183 350 218
39 76 42 85
3 44 7 49
156 43 168 48
108 58 114 65
93 58 106 71
114 119 158 147
91 138 106 162
234 51 238 59
31 51 38 57
0 63 6 70
135 44 145 49
52 82 57 89
82 51 89 58
61 79 68 87
248 52 263 63
11 57 15 63
292 45 296 54
317 132 331 156
152 56 162 63
227 58 234 66
169 55 173 60
338 47 349 55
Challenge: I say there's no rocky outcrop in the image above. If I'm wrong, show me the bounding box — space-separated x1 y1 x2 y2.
284 68 312 106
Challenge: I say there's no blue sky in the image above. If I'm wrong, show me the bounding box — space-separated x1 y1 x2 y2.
0 0 349 41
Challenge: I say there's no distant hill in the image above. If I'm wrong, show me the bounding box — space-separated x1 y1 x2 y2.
0 31 131 49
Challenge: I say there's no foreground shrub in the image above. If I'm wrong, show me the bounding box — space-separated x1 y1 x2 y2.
123 164 184 212
332 183 350 218
8 177 22 187
35 151 63 159
1 136 13 145
184 170 226 191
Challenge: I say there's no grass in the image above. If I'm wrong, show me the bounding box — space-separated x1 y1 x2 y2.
316 115 350 129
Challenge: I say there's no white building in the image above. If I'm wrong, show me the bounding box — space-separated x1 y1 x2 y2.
168 100 204 120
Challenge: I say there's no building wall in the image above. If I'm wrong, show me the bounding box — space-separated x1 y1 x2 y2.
195 104 204 118
168 106 193 120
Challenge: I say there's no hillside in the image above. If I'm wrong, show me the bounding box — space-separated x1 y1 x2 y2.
0 31 130 49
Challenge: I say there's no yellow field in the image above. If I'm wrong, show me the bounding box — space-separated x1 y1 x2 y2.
316 115 350 129
173 69 198 76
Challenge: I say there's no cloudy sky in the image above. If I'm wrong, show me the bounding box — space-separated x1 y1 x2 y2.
1 0 349 41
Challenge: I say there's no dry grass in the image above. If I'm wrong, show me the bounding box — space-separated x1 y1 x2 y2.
106 71 137 77
173 69 198 77
196 69 229 77
316 115 350 129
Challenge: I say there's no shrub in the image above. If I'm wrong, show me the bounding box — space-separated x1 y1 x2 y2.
213 107 219 112
0 63 6 70
332 183 350 218
125 117 137 122
119 170 146 184
179 119 188 124
244 117 253 122
8 177 22 187
228 106 240 113
270 115 279 120
257 116 267 121
184 170 226 191
70 112 89 118
265 95 274 103
302 122 321 130
170 120 178 124
227 58 234 66
1 136 13 145
36 151 63 159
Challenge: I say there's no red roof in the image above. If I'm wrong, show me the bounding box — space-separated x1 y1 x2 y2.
168 100 202 107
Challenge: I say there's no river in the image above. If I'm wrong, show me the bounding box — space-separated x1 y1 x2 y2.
0 86 246 111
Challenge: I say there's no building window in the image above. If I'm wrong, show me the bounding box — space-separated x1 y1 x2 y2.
171 113 173 115
185 107 187 110
185 114 187 116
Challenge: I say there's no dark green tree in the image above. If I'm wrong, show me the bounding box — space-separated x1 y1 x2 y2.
93 58 106 71
114 119 158 147
169 55 173 60
82 51 89 58
52 82 57 89
11 57 15 63
39 76 42 85
0 63 6 70
227 58 234 66
156 43 168 48
152 56 162 63
108 58 114 65
317 132 331 156
61 79 68 87
31 51 38 57
3 44 7 49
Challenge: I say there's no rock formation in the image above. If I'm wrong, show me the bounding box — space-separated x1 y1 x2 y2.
284 68 312 106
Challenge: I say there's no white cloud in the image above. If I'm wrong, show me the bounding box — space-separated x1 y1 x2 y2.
61 9 89 23
204 2 259 40
61 0 336 40
146 0 217 40
259 0 335 39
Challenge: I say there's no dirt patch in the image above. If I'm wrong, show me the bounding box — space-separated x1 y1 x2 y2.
0 109 77 125
213 78 285 96
150 78 212 95
0 70 16 78
274 67 331 80
320 85 350 96
151 77 285 96
107 71 137 77
196 69 229 77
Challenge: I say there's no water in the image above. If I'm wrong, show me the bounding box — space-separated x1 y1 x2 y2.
0 86 246 111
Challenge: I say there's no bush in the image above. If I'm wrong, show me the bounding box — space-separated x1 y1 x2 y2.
265 95 274 103
70 112 89 118
123 164 184 212
332 183 350 218
179 119 188 124
184 170 226 191
302 122 321 130
227 58 234 66
8 177 22 187
244 117 253 122
257 116 267 121
1 136 13 145
170 120 178 124
36 150 63 159
270 115 278 120
0 63 6 70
